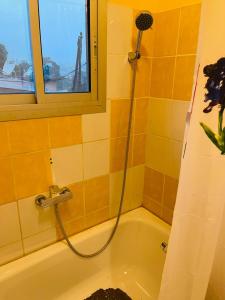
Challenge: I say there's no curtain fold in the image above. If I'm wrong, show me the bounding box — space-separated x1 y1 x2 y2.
158 0 225 299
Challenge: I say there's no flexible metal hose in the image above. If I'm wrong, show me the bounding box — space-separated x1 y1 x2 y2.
54 58 138 258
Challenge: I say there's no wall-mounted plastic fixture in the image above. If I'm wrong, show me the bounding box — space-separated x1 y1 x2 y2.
161 241 168 254
35 185 73 209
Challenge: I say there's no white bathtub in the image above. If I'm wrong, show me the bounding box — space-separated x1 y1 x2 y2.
0 208 170 300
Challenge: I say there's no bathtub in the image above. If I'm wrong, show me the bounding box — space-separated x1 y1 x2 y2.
0 208 170 300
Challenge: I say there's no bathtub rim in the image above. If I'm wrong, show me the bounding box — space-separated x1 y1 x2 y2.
0 207 170 281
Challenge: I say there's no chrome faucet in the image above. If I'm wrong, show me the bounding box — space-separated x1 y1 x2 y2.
35 185 73 208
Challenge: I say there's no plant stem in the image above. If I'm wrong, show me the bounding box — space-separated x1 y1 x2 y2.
218 107 224 135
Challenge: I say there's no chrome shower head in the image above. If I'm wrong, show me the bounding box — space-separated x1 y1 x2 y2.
135 11 153 31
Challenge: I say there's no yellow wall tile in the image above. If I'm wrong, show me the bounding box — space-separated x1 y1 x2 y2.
173 55 196 100
0 123 10 157
8 119 49 155
135 58 152 98
132 134 146 166
0 158 15 205
134 99 149 134
150 57 176 98
57 217 85 239
153 9 180 57
109 0 201 11
177 4 201 54
85 207 109 229
59 182 84 222
13 151 52 199
144 167 164 203
163 175 178 210
49 116 82 148
110 137 132 172
162 207 174 225
111 99 130 138
84 175 109 214
143 196 162 218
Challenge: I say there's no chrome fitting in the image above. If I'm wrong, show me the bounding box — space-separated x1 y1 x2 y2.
128 51 141 63
35 185 73 208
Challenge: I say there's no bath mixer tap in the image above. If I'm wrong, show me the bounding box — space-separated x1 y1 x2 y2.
35 185 73 208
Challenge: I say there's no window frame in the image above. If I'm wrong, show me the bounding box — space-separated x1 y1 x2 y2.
0 0 107 121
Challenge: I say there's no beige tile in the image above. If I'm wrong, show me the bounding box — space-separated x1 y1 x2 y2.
85 207 109 229
108 4 132 55
146 134 183 179
173 55 196 101
23 228 57 254
153 9 180 57
107 55 131 99
132 134 146 166
0 158 15 205
84 175 109 214
178 4 201 55
82 107 110 142
144 167 164 203
170 100 190 141
148 98 172 138
49 116 82 148
58 182 84 223
135 58 152 98
150 57 176 98
134 99 149 134
83 140 109 180
57 217 86 240
13 151 52 200
18 195 55 238
127 165 144 210
110 137 132 173
51 145 83 186
163 175 178 210
8 119 49 155
111 99 130 138
162 207 174 225
143 196 162 218
0 202 21 248
148 98 189 141
0 123 10 157
0 241 23 266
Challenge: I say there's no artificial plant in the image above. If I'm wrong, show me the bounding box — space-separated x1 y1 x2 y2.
200 57 225 155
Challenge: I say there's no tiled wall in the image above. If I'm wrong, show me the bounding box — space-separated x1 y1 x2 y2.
0 1 201 266
0 3 146 266
142 4 202 224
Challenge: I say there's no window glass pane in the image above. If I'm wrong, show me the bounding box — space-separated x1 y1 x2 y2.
0 0 35 94
38 0 90 94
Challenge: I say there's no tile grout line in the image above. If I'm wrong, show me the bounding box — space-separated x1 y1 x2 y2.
171 8 182 99
15 201 25 256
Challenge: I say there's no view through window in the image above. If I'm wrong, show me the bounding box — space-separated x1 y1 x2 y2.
38 0 90 94
0 0 35 94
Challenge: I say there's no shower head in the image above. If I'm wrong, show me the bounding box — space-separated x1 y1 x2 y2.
128 11 154 63
135 11 153 31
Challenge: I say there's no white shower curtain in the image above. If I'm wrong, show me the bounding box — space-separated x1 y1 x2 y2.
158 0 225 299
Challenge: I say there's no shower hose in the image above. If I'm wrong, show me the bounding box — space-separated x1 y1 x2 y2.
54 58 138 258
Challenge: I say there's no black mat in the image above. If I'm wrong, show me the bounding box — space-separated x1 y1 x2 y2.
85 288 132 299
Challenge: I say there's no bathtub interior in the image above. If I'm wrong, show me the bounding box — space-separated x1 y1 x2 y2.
0 208 170 300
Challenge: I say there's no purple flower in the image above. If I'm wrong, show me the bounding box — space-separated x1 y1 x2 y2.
203 58 225 113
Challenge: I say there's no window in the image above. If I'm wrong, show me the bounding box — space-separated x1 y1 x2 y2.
0 0 106 120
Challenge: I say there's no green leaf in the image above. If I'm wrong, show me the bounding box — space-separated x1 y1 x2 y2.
200 122 222 151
